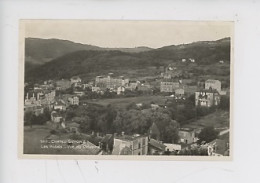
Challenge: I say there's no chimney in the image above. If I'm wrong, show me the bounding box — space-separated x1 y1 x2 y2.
26 93 29 100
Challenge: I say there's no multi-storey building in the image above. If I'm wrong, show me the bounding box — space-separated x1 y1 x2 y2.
56 79 71 90
178 128 196 144
62 94 79 106
160 79 180 93
205 79 221 93
70 76 82 85
95 74 129 90
112 134 148 155
195 89 220 107
25 90 56 107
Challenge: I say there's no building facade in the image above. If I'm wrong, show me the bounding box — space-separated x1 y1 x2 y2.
70 76 82 85
175 88 185 98
112 134 148 155
178 128 196 144
95 75 129 90
195 90 220 107
160 80 180 93
205 79 221 92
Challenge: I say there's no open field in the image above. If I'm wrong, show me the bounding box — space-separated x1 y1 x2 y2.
24 125 101 155
182 110 230 130
24 125 52 154
83 95 168 109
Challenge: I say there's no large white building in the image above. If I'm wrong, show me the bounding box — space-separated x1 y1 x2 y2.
195 89 220 107
95 74 129 90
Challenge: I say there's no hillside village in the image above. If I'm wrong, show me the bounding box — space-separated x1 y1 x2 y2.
24 59 230 156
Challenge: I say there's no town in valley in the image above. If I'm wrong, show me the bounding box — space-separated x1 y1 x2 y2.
23 32 231 157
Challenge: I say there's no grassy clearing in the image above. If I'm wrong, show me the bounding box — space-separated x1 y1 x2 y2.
183 110 230 129
84 95 167 109
24 125 51 154
23 125 100 155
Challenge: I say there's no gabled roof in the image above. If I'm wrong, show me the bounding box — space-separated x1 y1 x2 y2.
205 79 221 83
196 89 219 94
149 139 166 151
115 134 147 141
179 128 194 132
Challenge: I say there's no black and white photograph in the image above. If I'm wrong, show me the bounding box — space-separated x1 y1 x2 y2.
19 20 233 159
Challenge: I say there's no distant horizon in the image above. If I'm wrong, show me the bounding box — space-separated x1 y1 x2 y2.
25 36 231 49
22 20 233 48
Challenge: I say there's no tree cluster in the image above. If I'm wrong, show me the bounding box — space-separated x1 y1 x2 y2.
197 126 218 144
24 108 51 127
65 104 180 143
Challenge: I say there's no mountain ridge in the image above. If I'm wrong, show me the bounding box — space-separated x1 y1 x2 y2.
25 37 231 83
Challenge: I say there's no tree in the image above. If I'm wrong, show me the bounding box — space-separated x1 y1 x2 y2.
96 104 117 133
30 114 47 125
79 116 91 133
198 126 218 144
66 111 76 121
112 110 126 133
219 95 230 111
178 147 208 156
163 120 179 143
43 108 51 121
126 102 137 110
24 111 34 127
143 110 180 143
112 109 148 134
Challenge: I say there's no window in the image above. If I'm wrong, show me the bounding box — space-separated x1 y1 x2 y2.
138 143 141 149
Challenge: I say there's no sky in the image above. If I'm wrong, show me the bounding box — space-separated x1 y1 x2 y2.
22 20 233 48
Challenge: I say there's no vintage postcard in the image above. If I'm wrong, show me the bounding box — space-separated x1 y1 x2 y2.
19 20 233 160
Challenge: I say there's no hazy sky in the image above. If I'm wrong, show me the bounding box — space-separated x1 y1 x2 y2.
23 20 233 48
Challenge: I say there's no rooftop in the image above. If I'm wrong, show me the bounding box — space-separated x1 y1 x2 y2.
161 79 179 83
179 128 194 132
115 134 147 141
196 89 219 93
149 139 166 151
206 79 221 83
